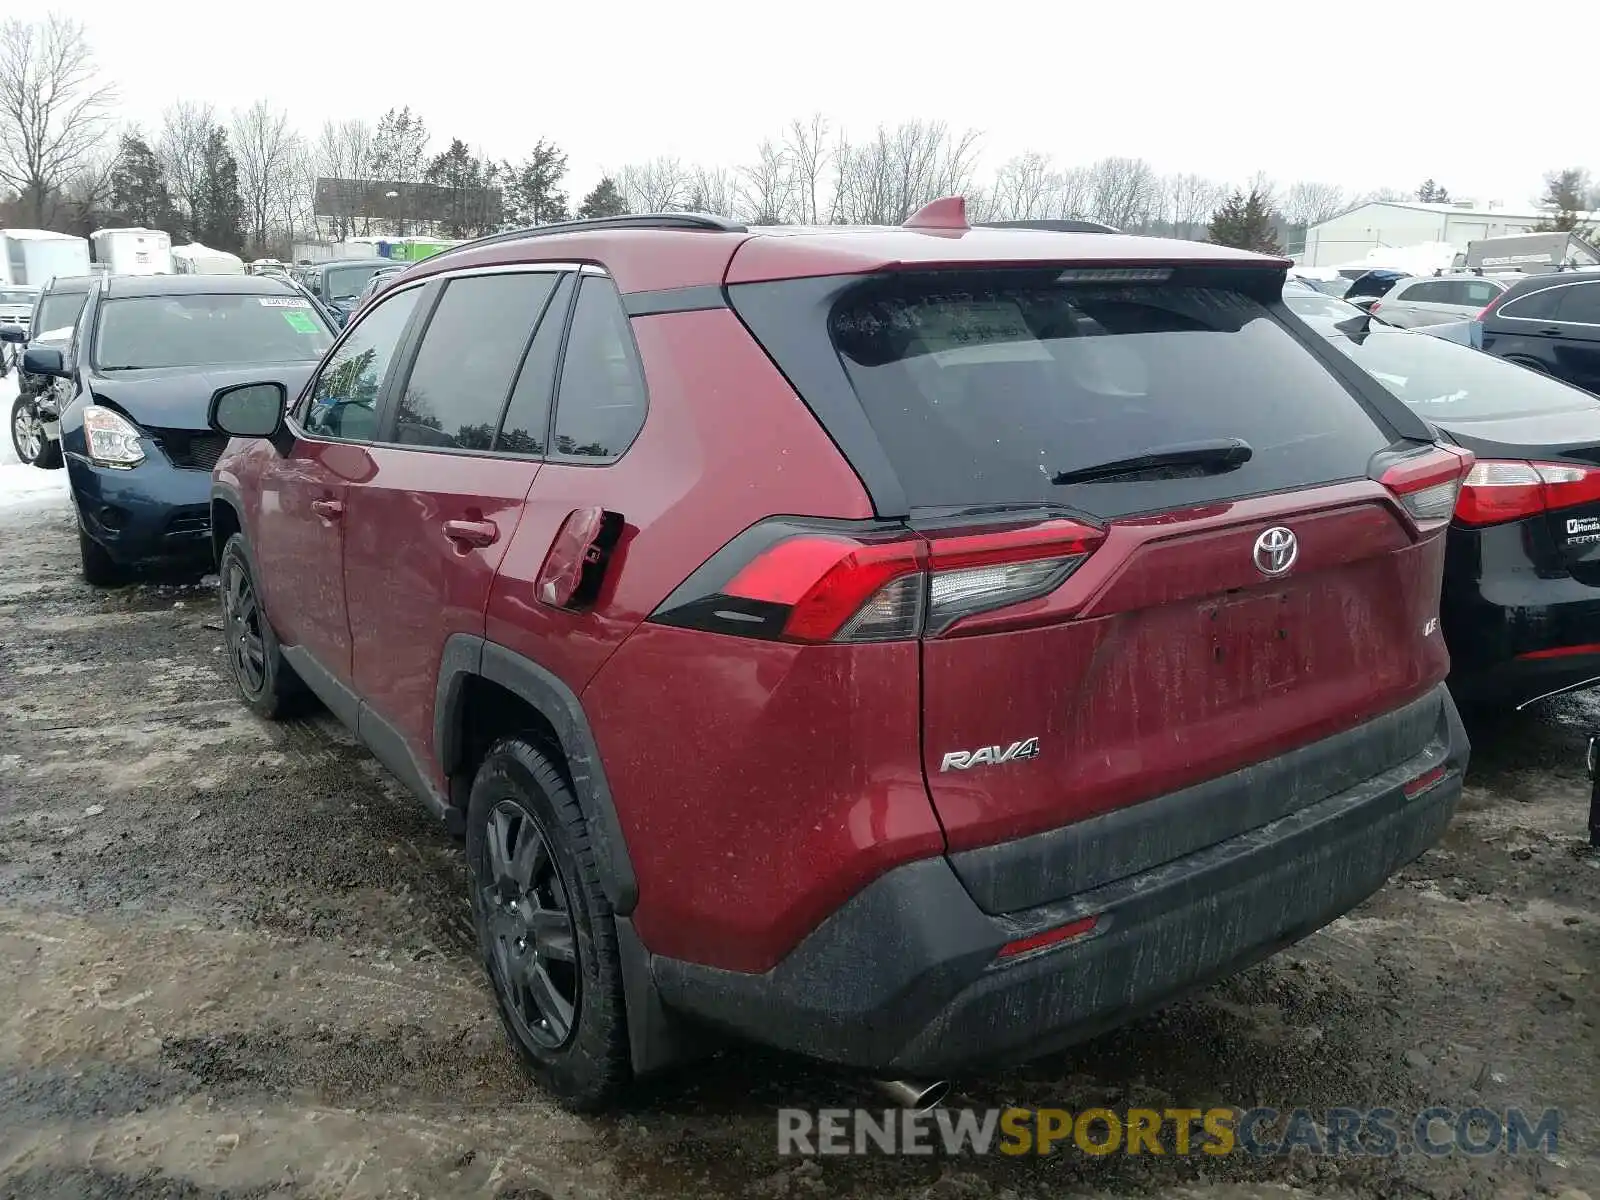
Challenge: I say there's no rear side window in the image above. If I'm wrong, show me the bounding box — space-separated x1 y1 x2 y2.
497 273 575 455
1501 286 1562 321
391 272 559 450
1316 326 1598 420
1556 281 1600 325
1398 280 1446 302
1460 279 1503 306
550 275 649 461
818 272 1395 515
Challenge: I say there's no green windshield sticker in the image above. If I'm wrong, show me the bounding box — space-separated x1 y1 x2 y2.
282 310 320 334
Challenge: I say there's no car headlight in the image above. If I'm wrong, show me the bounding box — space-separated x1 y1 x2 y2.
83 404 146 467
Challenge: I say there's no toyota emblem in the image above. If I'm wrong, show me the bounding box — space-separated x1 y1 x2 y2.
1253 526 1298 576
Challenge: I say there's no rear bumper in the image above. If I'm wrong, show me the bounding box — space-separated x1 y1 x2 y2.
652 683 1467 1075
1442 523 1600 707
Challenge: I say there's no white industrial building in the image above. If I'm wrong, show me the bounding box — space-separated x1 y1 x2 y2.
1298 200 1586 267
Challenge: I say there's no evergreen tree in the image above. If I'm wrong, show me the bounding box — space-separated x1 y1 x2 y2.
424 138 497 237
577 176 627 220
111 134 178 231
194 127 244 254
1207 188 1282 254
1532 168 1593 234
1417 179 1451 204
503 139 569 226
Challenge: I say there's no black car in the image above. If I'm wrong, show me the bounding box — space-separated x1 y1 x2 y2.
19 273 336 583
299 258 404 327
1300 309 1600 708
6 274 95 469
1477 270 1600 394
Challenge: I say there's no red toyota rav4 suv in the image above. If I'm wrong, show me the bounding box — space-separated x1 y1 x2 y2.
206 200 1472 1109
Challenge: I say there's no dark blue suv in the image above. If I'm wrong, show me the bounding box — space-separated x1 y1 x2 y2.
26 273 336 583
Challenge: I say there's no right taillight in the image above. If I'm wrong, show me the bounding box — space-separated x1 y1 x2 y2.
1456 459 1600 526
1378 445 1475 524
652 518 1104 644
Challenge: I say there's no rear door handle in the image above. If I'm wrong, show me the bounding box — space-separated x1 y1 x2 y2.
1536 327 1564 336
443 518 499 549
311 498 343 520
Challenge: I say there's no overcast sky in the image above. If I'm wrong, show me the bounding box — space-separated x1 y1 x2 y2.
76 0 1589 210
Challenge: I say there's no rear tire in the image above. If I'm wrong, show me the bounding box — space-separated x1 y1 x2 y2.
467 738 631 1111
218 532 302 719
77 524 124 587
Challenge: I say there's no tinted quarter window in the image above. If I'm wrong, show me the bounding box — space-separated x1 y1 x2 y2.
823 272 1393 516
497 272 574 455
1502 286 1562 321
301 287 419 442
1557 281 1600 325
550 275 649 461
392 272 558 450
1461 280 1502 306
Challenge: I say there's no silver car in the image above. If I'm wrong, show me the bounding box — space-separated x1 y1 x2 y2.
1368 274 1509 328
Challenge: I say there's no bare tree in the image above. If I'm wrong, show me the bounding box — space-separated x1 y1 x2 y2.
784 113 830 224
1087 156 1159 230
313 117 373 238
1167 173 1226 239
157 100 215 240
56 141 117 235
231 99 299 251
686 163 736 217
735 139 794 225
831 120 981 225
988 151 1059 221
616 156 690 212
1054 165 1095 220
0 16 115 225
1283 181 1346 227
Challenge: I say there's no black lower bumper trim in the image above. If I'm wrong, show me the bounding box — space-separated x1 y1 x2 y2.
651 684 1467 1074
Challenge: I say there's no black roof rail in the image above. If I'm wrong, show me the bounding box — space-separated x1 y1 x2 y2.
426 212 749 264
979 219 1121 234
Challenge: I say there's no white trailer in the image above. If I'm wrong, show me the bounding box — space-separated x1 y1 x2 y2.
0 229 91 286
173 243 245 274
90 227 174 275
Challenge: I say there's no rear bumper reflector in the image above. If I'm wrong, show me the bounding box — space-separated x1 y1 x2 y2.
1516 642 1600 661
1402 764 1449 798
995 916 1098 961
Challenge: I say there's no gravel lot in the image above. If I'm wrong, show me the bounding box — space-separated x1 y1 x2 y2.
1 422 1597 1199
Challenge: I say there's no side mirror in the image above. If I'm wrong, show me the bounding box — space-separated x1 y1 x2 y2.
0 323 26 344
22 346 66 377
209 381 286 440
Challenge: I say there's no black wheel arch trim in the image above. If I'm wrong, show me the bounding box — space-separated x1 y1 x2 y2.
436 633 640 915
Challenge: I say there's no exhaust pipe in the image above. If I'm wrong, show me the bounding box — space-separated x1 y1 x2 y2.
872 1078 950 1112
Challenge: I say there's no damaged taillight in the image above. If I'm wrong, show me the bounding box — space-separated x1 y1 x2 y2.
651 517 1104 644
1377 445 1475 524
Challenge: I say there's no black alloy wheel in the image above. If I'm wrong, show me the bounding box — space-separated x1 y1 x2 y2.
479 800 581 1050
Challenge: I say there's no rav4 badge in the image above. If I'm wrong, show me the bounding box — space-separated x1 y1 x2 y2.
940 737 1042 772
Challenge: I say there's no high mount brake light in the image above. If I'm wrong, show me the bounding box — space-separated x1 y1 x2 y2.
655 519 1106 644
1455 458 1600 527
1378 446 1475 523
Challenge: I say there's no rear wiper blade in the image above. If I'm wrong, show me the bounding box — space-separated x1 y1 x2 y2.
1051 438 1253 486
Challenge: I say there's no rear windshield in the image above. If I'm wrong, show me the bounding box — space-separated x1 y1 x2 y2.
820 272 1393 514
1313 323 1600 420
94 293 335 370
325 263 392 302
35 288 87 334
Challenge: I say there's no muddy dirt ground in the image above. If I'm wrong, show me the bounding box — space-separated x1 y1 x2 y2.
1 440 1597 1199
